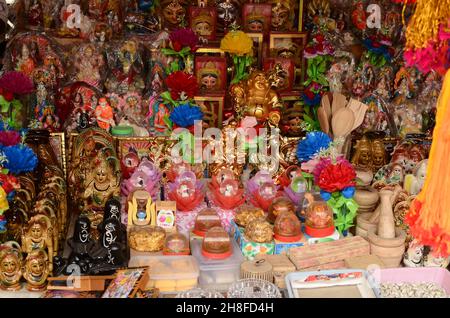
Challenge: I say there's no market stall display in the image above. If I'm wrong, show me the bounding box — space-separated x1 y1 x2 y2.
0 0 448 299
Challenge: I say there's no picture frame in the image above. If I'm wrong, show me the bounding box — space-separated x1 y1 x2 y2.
242 3 272 35
195 56 227 93
102 267 149 299
280 94 303 109
246 32 264 68
196 47 225 57
194 95 225 129
269 32 308 89
298 0 304 31
116 136 177 171
263 57 295 93
50 132 67 178
189 6 217 41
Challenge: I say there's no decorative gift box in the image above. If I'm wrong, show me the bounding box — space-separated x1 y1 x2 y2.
229 221 275 260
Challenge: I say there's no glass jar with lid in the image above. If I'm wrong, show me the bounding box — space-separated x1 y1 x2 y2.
305 200 335 238
163 232 190 255
193 208 222 237
273 212 302 242
201 226 232 260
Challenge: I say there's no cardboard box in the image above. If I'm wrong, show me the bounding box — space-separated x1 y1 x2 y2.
344 254 385 270
288 236 370 271
255 254 296 289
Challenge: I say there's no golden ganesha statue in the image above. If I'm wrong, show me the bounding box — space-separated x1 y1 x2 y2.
230 68 284 127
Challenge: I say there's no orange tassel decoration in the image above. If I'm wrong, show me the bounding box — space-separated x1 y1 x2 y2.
406 69 450 257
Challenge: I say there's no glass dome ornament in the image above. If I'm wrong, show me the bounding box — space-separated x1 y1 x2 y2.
274 212 302 242
163 232 190 255
227 278 281 298
305 200 335 238
193 208 222 237
201 226 232 260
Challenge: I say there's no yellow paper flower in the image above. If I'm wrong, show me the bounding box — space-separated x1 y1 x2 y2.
220 31 253 56
0 187 8 212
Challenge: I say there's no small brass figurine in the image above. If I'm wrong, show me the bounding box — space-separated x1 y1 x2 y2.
21 215 53 272
230 69 283 127
0 242 23 291
351 136 373 170
371 139 387 171
23 249 49 292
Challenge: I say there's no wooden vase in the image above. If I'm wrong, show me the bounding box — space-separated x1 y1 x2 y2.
356 212 377 239
377 190 396 239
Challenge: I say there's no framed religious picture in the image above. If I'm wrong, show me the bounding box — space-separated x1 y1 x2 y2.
50 132 67 178
102 267 149 298
246 33 264 68
263 57 295 93
189 6 217 42
195 56 227 94
116 137 177 172
194 95 225 128
269 32 308 89
196 47 226 57
242 3 272 35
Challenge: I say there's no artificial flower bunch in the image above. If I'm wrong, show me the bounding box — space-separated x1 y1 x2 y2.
362 35 395 67
303 33 334 107
162 28 199 74
220 30 254 84
0 71 34 130
0 121 37 232
296 131 359 236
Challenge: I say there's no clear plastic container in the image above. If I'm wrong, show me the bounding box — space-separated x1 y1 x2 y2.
191 239 244 291
129 255 199 293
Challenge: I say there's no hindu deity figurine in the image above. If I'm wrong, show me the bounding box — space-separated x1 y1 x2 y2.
95 97 116 131
67 215 97 259
82 153 120 227
280 103 304 137
105 40 145 95
15 43 36 78
351 136 373 170
230 69 283 127
306 0 331 30
269 0 294 32
28 0 44 27
191 8 216 41
371 139 387 171
351 1 366 31
374 67 394 100
160 0 187 30
216 0 240 33
0 242 23 291
404 159 428 195
23 249 49 291
73 44 105 89
21 215 54 269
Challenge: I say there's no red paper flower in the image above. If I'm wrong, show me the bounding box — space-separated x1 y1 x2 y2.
165 71 199 101
318 162 356 193
0 131 21 146
315 34 325 43
2 91 14 102
169 28 199 53
0 71 34 95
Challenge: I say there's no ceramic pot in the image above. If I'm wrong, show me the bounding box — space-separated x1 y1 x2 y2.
356 212 377 239
368 227 406 267
354 186 379 206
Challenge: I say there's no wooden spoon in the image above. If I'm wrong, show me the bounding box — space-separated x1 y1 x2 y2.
331 107 355 138
331 92 348 115
317 106 330 135
347 99 368 131
321 94 332 123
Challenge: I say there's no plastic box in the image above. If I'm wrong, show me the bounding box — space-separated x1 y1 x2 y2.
191 239 244 291
129 254 199 292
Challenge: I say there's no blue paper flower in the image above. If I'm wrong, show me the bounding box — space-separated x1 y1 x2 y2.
320 190 331 201
169 103 204 128
342 186 355 199
296 131 332 162
302 92 321 106
0 144 38 175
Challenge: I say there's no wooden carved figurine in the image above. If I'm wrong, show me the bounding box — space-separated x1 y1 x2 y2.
21 215 53 271
0 242 23 291
23 249 49 291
